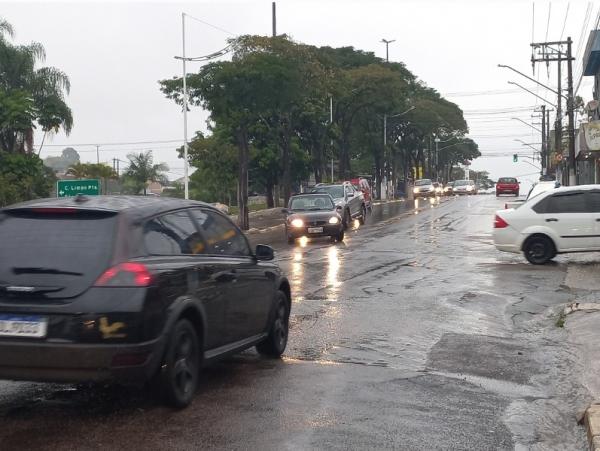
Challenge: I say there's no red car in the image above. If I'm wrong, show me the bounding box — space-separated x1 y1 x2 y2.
496 177 519 196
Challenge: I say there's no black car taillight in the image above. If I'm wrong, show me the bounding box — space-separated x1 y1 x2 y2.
94 263 152 287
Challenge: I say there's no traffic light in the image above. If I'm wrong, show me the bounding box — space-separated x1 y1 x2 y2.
513 154 518 162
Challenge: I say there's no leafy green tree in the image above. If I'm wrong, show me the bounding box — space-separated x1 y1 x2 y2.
123 150 169 195
0 152 54 206
0 18 72 154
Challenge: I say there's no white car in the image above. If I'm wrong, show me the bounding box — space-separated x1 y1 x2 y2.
453 179 477 195
493 184 600 264
413 179 435 198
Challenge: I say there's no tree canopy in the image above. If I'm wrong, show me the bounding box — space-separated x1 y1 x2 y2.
160 35 480 226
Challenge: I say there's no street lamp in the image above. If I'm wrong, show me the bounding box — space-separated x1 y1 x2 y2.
175 13 230 199
511 117 542 133
507 81 557 108
381 38 395 63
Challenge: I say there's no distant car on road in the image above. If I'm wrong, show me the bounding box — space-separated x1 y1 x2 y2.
443 181 455 196
504 180 560 209
311 182 366 228
496 177 520 196
453 179 477 195
283 193 344 244
493 184 600 264
0 196 291 408
413 179 436 198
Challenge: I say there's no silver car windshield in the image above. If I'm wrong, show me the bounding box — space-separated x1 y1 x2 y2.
290 195 335 211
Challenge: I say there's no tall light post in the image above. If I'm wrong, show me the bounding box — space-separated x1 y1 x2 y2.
329 95 334 182
181 13 190 199
381 38 395 62
434 137 440 181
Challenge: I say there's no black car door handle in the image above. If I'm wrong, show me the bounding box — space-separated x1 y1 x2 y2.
546 218 558 222
213 272 237 283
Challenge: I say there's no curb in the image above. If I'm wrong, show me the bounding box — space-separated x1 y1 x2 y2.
584 404 600 450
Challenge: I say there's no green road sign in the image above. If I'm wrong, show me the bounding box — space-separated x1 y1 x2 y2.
57 179 101 197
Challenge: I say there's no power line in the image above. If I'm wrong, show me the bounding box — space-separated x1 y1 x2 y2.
184 13 236 36
38 139 183 147
560 2 570 41
545 2 552 42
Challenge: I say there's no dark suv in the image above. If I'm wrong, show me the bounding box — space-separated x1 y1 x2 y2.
0 196 291 407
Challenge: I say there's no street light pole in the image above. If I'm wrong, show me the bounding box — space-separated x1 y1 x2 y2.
381 38 395 62
330 95 334 183
181 13 190 200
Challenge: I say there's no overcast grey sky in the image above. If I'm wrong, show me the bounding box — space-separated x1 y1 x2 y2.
2 0 598 186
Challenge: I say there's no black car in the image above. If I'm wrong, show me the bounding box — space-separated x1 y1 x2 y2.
283 193 344 244
0 196 291 408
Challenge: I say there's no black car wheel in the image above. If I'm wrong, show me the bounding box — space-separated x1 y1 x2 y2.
523 235 555 265
160 318 200 408
256 291 289 357
358 205 367 225
335 230 345 242
287 235 295 245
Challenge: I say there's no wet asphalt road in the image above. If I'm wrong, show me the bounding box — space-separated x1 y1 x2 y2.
0 195 595 450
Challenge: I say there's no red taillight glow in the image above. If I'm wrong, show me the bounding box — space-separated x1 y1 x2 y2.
494 214 509 229
94 263 152 287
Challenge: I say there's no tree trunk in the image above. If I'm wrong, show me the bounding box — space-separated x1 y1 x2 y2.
265 181 274 208
237 127 250 230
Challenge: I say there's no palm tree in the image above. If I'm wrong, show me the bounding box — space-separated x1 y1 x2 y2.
124 151 169 195
0 18 73 154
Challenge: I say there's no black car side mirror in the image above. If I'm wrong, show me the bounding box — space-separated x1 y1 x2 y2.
255 244 275 261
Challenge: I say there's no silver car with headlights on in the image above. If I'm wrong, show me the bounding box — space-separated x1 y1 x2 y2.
283 193 345 244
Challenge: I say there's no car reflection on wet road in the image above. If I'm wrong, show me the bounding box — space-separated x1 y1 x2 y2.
0 195 592 450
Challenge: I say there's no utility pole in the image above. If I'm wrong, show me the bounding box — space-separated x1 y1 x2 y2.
96 145 100 164
540 105 546 175
566 37 576 185
272 2 276 37
547 108 551 172
181 13 190 199
531 39 575 185
381 38 395 62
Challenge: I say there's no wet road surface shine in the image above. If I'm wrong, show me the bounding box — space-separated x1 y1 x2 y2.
0 195 592 450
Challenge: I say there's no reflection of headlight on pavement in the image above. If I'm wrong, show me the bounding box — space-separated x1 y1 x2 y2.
291 218 304 228
413 187 420 193
328 216 340 224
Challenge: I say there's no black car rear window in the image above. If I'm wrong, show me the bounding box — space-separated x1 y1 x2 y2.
0 210 117 298
498 178 517 183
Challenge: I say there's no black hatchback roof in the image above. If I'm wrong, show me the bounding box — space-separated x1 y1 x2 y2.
2 195 215 221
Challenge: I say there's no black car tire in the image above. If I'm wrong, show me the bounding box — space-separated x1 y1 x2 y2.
256 291 289 357
336 230 345 242
287 235 295 245
358 205 367 225
523 235 555 265
159 318 200 408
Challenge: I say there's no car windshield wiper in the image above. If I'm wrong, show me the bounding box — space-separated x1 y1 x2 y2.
12 267 83 276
